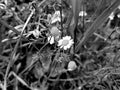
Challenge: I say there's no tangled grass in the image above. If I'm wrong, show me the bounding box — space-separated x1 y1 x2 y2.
0 0 120 90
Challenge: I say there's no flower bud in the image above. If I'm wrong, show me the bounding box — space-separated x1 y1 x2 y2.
67 61 77 71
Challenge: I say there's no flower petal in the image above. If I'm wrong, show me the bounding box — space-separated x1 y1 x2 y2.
58 39 63 46
49 36 54 44
48 36 55 44
64 46 68 50
48 36 51 41
109 12 114 20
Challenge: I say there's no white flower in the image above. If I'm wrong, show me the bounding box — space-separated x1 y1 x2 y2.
79 11 87 17
51 11 64 24
58 36 74 50
67 61 77 71
48 36 55 44
48 26 61 44
109 12 114 20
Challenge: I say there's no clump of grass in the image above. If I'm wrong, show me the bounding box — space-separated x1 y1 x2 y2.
1 0 120 90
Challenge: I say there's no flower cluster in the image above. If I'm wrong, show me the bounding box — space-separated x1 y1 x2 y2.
47 26 74 50
48 26 61 44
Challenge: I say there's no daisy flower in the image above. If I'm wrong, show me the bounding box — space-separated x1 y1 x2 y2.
51 11 64 24
67 61 77 71
79 11 87 17
58 36 74 50
48 26 61 44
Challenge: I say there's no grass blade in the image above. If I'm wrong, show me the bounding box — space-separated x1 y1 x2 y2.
75 0 120 53
68 0 82 38
11 72 29 87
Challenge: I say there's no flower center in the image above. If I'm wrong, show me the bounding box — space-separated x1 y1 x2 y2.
61 39 69 46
